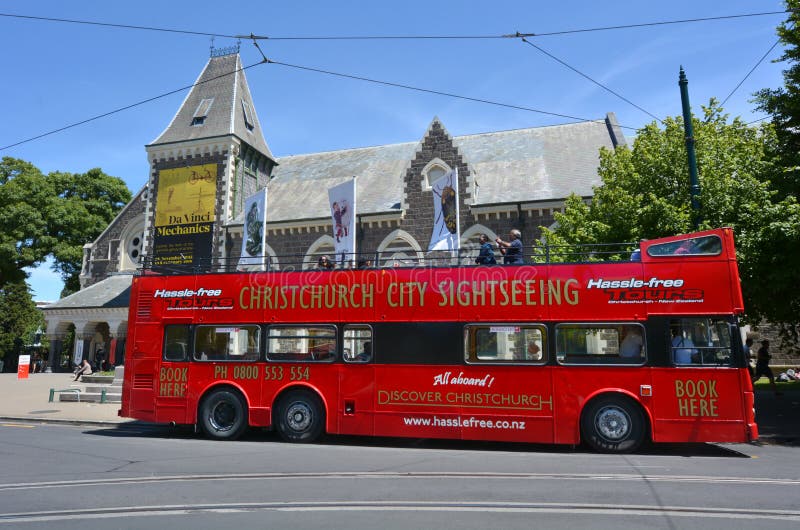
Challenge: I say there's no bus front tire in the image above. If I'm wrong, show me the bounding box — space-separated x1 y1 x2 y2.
275 390 325 443
580 395 646 453
200 389 248 441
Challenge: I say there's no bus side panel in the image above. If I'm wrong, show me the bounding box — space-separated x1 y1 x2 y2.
551 367 653 445
650 368 750 443
459 365 555 444
373 366 463 440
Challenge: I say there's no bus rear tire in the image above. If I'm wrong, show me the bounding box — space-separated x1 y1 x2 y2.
275 389 325 443
200 389 248 441
581 395 645 453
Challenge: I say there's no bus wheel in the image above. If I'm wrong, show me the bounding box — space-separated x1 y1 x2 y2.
580 395 645 453
275 390 325 443
200 389 248 441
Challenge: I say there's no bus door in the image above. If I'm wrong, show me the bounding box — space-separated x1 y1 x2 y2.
338 325 375 436
127 322 162 419
153 323 193 424
650 318 749 443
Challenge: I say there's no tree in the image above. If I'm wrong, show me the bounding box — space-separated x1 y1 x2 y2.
0 158 52 286
753 0 800 199
0 157 131 296
541 101 800 340
0 282 42 365
47 168 131 294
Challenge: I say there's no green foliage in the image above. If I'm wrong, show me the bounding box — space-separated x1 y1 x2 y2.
541 101 800 338
0 157 131 296
753 0 800 199
0 282 42 360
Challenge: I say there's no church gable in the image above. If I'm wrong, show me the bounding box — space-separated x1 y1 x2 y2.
401 118 472 249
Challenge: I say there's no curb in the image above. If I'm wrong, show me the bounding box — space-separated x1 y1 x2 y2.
0 416 147 428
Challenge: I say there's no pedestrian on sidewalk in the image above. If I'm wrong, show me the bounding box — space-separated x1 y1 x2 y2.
73 359 92 381
753 339 781 396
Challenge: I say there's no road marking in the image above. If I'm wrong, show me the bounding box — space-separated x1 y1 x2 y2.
1 501 799 524
0 471 798 491
0 424 35 428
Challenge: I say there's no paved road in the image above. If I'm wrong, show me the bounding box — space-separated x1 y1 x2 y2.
0 373 798 529
0 421 798 530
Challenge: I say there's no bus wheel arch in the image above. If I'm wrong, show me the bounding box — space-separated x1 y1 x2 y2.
198 385 249 441
580 393 649 453
273 387 326 443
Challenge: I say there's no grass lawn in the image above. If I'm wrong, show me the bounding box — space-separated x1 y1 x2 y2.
753 378 800 393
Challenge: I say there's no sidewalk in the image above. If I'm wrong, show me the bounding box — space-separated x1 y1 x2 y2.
0 372 132 425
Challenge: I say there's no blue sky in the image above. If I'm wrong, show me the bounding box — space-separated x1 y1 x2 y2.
1 0 789 301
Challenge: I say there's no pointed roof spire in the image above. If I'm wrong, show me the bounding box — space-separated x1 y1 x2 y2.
149 52 275 162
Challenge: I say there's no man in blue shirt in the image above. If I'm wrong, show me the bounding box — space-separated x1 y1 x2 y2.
475 234 497 265
496 229 524 265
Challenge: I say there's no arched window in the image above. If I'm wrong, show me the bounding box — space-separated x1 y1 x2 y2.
421 158 450 191
376 229 424 267
305 235 338 270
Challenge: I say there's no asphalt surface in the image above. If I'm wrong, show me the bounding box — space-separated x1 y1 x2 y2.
0 372 797 445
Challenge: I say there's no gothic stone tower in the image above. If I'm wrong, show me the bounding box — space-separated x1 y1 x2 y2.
143 46 276 269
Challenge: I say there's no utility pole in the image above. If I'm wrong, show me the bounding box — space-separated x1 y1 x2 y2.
679 66 700 230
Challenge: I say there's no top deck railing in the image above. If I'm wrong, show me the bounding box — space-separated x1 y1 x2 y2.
138 242 640 276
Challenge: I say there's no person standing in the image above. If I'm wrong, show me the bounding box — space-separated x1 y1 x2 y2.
496 229 524 265
753 339 780 395
475 234 497 265
671 327 696 364
743 337 754 378
620 328 644 359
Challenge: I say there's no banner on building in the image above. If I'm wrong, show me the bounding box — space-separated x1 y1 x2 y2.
328 178 357 267
152 163 217 269
238 188 269 270
428 168 460 252
73 340 84 366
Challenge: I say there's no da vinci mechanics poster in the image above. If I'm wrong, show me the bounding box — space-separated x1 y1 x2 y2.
153 163 217 268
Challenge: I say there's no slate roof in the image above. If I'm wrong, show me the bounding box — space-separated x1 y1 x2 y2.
260 115 624 223
149 52 274 161
41 274 133 310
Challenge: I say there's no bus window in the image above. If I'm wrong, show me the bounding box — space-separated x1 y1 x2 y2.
343 325 373 363
194 325 260 362
647 235 722 257
670 318 732 366
267 325 337 362
163 325 190 361
464 324 546 364
556 324 646 365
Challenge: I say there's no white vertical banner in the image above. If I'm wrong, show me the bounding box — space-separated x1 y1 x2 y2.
238 188 268 270
73 340 84 366
328 177 357 267
428 168 460 252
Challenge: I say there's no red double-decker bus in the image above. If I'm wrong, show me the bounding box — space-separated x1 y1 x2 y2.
120 227 757 453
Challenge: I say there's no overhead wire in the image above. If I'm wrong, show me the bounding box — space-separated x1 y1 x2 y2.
0 12 237 38
262 58 633 128
1 52 639 152
721 39 782 107
0 61 262 151
0 9 791 41
0 8 785 148
519 36 664 124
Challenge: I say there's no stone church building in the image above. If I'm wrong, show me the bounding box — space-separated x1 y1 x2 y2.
41 46 625 371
